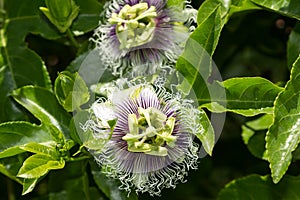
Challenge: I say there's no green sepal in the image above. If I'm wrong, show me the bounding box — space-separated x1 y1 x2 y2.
107 119 117 130
46 0 73 20
40 0 80 33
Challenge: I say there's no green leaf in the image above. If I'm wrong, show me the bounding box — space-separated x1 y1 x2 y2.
0 155 25 184
242 126 267 160
222 77 282 110
202 77 283 116
20 143 59 158
3 0 59 89
266 56 300 183
0 65 24 122
1 0 102 122
0 122 53 158
176 0 239 107
228 0 261 17
5 0 102 39
0 163 19 182
194 109 215 156
11 86 71 140
90 162 138 200
2 37 52 88
245 114 274 131
202 102 274 117
241 125 255 145
287 22 300 69
197 0 227 26
218 174 300 199
71 0 103 34
17 154 65 179
251 0 300 20
197 0 260 26
195 1 224 56
241 114 273 159
22 178 39 195
1 0 56 122
176 1 223 103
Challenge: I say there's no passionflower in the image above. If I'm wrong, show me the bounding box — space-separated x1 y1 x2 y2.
93 0 197 75
83 82 200 195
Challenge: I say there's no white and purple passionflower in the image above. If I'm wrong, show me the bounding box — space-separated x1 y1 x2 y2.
93 0 197 75
83 83 200 195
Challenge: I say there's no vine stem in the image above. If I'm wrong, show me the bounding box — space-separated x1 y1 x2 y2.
7 178 15 200
68 155 92 162
66 29 79 48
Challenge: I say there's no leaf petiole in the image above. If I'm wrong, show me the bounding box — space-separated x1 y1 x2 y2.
66 29 79 48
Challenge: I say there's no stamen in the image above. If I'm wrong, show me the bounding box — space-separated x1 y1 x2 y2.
122 103 177 156
108 3 157 49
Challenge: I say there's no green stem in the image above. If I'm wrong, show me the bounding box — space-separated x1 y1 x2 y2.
69 147 92 162
7 178 15 200
72 145 85 156
66 29 79 48
68 155 92 162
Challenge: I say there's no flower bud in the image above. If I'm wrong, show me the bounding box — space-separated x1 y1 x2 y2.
48 0 72 19
40 0 79 33
54 71 89 112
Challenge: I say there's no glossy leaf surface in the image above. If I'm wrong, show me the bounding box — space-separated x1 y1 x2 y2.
11 86 71 140
202 77 283 116
219 174 300 199
266 56 300 183
17 154 64 179
0 122 52 158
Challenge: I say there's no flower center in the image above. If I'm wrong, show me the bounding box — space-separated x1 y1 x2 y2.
108 3 157 50
122 107 177 156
